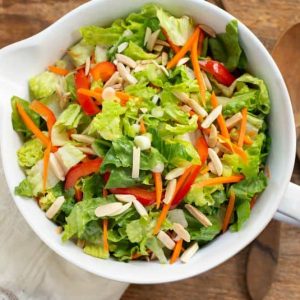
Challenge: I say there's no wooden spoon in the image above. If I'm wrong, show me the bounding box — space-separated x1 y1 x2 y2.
246 23 300 300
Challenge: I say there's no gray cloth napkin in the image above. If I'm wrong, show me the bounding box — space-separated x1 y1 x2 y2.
0 161 128 300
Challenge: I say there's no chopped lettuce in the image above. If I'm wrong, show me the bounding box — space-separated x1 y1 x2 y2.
123 41 157 60
40 93 63 118
29 71 60 99
89 100 126 141
83 243 109 259
15 178 33 197
134 64 167 87
68 40 94 67
157 8 193 46
17 138 44 168
146 237 167 263
81 173 104 200
39 191 56 211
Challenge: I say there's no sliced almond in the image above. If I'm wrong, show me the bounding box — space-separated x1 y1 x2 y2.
165 167 186 180
207 124 218 148
153 44 164 52
71 134 95 144
117 62 137 84
117 42 129 53
133 199 148 217
173 223 190 242
144 27 152 46
208 161 218 175
201 105 222 128
163 179 177 204
104 71 119 87
110 83 123 91
116 53 137 68
246 122 259 134
185 204 212 227
102 86 116 101
208 148 223 176
85 56 91 76
147 29 161 51
76 146 96 155
56 226 63 234
152 60 169 77
180 242 199 263
199 24 216 37
157 231 175 250
152 95 159 104
95 202 123 218
46 196 65 219
132 146 141 179
49 153 65 181
180 105 192 113
109 202 132 217
225 112 243 129
77 239 85 249
115 194 136 203
176 57 190 67
161 52 168 66
156 39 170 47
133 64 148 73
151 162 165 173
201 71 212 91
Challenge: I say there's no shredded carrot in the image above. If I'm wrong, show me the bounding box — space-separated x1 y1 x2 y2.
140 119 146 134
243 134 253 145
222 190 236 233
170 239 183 264
200 165 209 175
77 88 102 102
197 29 205 56
211 92 230 139
16 102 50 147
161 28 181 54
102 219 109 253
250 195 257 209
238 108 248 147
194 175 244 188
231 143 248 163
191 28 206 106
153 172 163 209
43 143 51 192
248 130 257 138
167 26 200 69
48 65 69 76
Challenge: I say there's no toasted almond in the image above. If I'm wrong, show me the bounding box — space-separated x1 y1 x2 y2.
173 223 190 242
102 86 116 101
152 94 159 104
117 62 138 84
115 194 136 203
161 52 168 66
46 196 65 219
144 27 152 46
201 71 212 91
199 24 216 37
152 60 169 76
153 44 164 52
140 107 148 114
117 42 129 53
110 83 123 91
56 226 63 234
225 112 243 129
133 64 148 73
71 134 95 144
208 161 218 175
163 179 177 204
77 239 85 249
85 57 91 76
133 199 148 217
134 135 151 150
165 167 186 180
157 231 175 250
109 202 132 216
156 39 170 47
201 105 222 128
180 105 192 113
123 29 133 37
151 162 165 173
176 57 190 67
49 153 65 181
185 204 212 227
246 122 259 134
207 124 218 148
95 202 123 217
132 146 141 179
208 148 223 176
76 146 96 155
104 71 119 87
147 29 161 51
116 53 137 68
180 242 199 263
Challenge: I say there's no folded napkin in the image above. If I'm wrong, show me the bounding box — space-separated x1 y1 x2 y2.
0 161 128 300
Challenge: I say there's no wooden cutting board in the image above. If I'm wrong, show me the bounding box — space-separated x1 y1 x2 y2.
1 0 300 299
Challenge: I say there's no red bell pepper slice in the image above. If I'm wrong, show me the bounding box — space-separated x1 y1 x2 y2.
65 158 102 190
195 136 209 165
199 60 236 86
90 61 116 82
109 187 156 206
171 165 202 208
75 69 100 116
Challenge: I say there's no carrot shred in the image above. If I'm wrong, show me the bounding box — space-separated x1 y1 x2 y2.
102 219 109 253
170 238 183 264
238 108 248 147
77 88 102 102
243 134 253 145
200 165 209 175
211 92 230 139
153 172 163 209
191 28 206 106
48 65 69 76
167 26 200 69
231 143 248 163
43 143 51 192
222 190 236 233
161 28 181 54
140 119 146 134
247 130 257 138
194 175 244 188
197 29 205 56
16 102 50 147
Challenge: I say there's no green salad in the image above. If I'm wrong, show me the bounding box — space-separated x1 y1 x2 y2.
12 4 270 264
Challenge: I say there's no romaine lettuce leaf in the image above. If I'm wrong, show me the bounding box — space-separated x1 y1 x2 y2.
81 173 104 200
123 41 157 60
134 64 167 87
125 82 157 101
14 178 33 197
83 242 109 259
17 138 44 168
40 93 63 118
68 40 94 66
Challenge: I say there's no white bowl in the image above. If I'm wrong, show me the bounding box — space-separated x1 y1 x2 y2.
0 0 296 284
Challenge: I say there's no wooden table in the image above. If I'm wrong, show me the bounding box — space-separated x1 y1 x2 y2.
1 1 299 299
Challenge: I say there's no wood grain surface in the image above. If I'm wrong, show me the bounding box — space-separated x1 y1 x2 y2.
1 1 300 299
